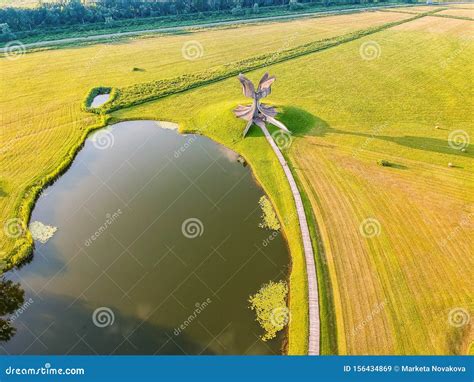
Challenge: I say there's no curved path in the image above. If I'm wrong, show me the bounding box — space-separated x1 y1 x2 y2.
261 125 320 355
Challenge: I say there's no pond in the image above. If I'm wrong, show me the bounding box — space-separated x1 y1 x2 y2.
1 120 290 355
90 94 110 108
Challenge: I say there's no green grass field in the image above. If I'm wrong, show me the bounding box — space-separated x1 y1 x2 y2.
1 6 472 355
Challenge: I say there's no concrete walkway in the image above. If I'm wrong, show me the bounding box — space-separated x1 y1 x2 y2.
261 125 320 355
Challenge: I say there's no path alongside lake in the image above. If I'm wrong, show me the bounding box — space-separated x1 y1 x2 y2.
261 125 320 355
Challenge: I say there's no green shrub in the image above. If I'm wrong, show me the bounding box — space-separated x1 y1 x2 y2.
378 159 393 167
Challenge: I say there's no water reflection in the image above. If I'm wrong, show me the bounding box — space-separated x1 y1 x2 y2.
91 94 110 108
0 277 25 342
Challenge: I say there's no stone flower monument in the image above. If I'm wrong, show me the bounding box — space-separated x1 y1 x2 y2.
233 73 290 137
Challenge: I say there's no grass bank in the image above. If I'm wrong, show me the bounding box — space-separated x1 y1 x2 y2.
4 115 108 269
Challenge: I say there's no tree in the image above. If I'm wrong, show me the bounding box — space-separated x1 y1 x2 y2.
0 278 25 343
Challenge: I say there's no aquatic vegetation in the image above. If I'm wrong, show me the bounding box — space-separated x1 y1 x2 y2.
29 221 57 244
258 195 280 231
156 121 178 130
249 280 289 341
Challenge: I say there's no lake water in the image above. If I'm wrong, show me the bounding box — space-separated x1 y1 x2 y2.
91 94 110 108
1 121 289 355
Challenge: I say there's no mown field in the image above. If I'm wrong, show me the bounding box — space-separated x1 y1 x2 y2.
438 8 474 19
288 16 473 355
453 3 474 7
1 6 472 355
388 5 444 13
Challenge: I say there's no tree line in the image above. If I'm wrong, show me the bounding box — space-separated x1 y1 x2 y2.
0 0 397 33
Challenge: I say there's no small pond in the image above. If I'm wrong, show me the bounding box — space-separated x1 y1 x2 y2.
90 94 110 108
1 120 289 355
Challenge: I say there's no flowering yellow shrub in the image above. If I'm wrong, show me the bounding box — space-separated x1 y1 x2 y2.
258 195 281 231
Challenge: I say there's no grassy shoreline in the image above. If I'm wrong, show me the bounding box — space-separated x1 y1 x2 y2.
3 114 108 269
